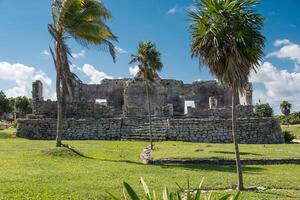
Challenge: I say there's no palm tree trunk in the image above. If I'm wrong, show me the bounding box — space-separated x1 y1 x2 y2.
232 88 244 190
56 71 63 147
55 39 63 148
145 81 153 150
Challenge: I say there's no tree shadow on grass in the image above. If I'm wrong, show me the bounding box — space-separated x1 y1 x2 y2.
155 163 265 174
211 151 262 156
250 190 300 199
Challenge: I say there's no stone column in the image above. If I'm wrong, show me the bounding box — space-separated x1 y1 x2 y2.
32 80 43 101
239 83 253 106
209 96 218 109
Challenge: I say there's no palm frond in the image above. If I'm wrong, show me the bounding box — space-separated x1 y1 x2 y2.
58 0 117 62
189 0 265 92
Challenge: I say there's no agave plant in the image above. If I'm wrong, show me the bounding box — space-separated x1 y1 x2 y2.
108 178 240 200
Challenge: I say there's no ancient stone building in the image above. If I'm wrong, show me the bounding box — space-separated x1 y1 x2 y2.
16 76 284 144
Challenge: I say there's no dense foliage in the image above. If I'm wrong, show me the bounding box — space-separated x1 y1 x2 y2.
254 103 273 118
283 131 295 143
277 111 300 125
14 96 32 115
0 91 11 114
108 178 240 200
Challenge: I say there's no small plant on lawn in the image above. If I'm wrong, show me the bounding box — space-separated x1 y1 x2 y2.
283 131 295 143
108 178 240 200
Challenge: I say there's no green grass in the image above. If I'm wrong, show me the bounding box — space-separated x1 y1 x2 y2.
282 124 300 140
152 142 300 160
0 128 300 200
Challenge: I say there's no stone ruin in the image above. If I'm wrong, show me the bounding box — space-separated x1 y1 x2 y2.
16 75 284 144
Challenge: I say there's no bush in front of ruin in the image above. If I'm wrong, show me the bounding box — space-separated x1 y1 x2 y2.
283 131 295 143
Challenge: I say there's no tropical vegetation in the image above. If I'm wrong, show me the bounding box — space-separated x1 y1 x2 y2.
108 178 240 200
189 0 265 190
280 101 292 116
129 41 163 149
0 91 11 116
254 103 273 118
49 0 117 147
14 96 32 115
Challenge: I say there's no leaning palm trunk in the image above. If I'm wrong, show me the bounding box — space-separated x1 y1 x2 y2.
145 80 153 150
232 88 244 190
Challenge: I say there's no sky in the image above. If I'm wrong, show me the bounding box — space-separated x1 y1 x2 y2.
0 0 300 114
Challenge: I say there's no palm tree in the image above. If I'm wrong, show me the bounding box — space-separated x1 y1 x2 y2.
280 101 291 116
189 0 265 190
129 41 163 150
49 0 117 147
280 100 292 127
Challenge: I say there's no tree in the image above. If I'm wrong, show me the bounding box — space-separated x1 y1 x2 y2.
8 98 15 113
130 41 163 150
49 0 117 147
254 103 273 118
280 101 291 116
189 0 265 190
14 96 32 115
0 91 10 116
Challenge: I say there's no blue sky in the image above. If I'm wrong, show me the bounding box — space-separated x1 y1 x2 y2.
0 0 300 113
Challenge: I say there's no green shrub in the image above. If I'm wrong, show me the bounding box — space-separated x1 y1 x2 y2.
11 120 17 128
254 103 273 118
283 131 295 143
108 178 240 200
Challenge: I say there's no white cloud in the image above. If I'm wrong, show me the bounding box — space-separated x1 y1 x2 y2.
72 50 85 59
0 61 52 99
267 39 300 70
115 46 128 54
273 39 291 47
129 65 139 77
167 6 178 14
81 64 113 84
41 49 50 56
250 62 300 114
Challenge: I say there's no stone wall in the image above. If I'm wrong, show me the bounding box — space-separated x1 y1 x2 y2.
167 118 284 144
17 118 122 140
187 105 255 119
32 101 122 119
17 117 284 144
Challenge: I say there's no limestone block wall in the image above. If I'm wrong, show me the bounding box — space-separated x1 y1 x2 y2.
183 81 234 109
17 118 122 140
33 101 122 119
167 118 284 144
16 117 284 144
187 105 255 119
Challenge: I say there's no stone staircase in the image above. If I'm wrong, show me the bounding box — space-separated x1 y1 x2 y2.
120 118 168 141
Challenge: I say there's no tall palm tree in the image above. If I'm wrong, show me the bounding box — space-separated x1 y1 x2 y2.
280 101 291 116
189 0 265 190
129 41 163 150
49 0 117 147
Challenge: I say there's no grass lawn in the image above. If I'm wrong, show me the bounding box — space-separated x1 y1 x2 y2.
152 142 300 160
282 124 300 140
0 128 299 200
